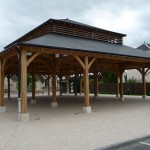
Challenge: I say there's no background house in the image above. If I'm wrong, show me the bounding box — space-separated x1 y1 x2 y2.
127 42 150 82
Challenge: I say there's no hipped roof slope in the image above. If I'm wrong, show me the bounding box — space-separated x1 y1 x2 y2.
19 33 150 59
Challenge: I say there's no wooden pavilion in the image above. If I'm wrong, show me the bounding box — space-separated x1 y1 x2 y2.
0 18 150 121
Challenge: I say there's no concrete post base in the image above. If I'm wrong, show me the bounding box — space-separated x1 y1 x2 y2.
142 95 147 99
83 106 91 113
0 106 6 112
31 99 36 104
51 102 58 108
19 113 29 122
66 92 69 94
94 95 98 99
116 94 120 97
120 97 125 101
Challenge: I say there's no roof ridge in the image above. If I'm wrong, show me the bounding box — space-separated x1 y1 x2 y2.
144 43 150 49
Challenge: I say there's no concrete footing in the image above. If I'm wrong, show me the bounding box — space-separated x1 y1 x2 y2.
19 113 29 122
142 95 147 99
31 99 36 104
0 106 6 112
120 97 125 101
51 102 58 108
83 106 91 113
116 94 120 97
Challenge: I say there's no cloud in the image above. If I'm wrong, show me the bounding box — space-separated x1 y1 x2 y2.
0 0 150 50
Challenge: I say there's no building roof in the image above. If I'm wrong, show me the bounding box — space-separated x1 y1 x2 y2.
19 33 150 59
137 43 150 50
4 18 126 49
57 19 126 36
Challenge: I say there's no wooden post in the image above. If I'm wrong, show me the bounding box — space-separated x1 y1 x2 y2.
66 76 69 94
73 55 96 113
84 56 90 107
47 75 50 96
51 70 58 107
32 74 35 100
59 76 62 96
119 72 124 101
116 75 120 97
74 74 77 96
31 74 36 104
21 50 28 113
52 71 56 102
7 75 11 100
142 68 146 98
94 72 99 97
80 75 83 95
0 60 5 107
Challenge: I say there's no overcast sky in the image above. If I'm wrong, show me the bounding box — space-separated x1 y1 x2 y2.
0 0 150 51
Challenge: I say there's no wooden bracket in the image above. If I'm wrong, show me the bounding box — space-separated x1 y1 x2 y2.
26 52 41 67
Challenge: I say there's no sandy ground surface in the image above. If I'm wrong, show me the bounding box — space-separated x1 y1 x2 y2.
1 94 150 150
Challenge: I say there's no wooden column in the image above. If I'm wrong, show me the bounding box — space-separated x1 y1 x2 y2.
119 72 124 100
137 68 149 99
21 50 28 113
32 74 35 100
7 75 11 100
59 76 62 96
74 74 78 96
84 56 90 107
0 60 5 107
80 75 83 95
74 55 96 113
94 72 99 96
142 68 146 98
47 75 50 96
66 76 69 94
52 71 56 102
116 75 120 97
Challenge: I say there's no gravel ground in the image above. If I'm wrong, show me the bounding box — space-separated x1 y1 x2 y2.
1 94 150 150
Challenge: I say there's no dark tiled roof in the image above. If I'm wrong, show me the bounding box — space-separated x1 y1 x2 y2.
137 43 150 51
4 18 126 49
21 33 150 59
137 44 148 50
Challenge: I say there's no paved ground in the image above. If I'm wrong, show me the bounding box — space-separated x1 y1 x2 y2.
1 94 150 150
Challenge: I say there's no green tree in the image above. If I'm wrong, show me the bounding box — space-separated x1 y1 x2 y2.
101 72 117 83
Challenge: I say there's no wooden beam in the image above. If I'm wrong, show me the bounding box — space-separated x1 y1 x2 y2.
88 57 97 69
73 56 85 69
145 68 150 75
26 52 41 67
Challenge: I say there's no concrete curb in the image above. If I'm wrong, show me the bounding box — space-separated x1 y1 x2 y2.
95 134 150 150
